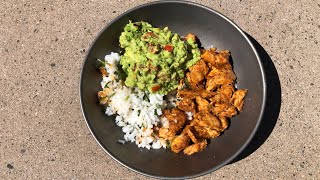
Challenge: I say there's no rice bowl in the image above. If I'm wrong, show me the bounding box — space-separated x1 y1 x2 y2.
80 1 266 178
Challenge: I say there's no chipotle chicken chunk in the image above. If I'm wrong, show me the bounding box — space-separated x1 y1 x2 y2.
158 108 187 140
177 98 196 113
210 84 235 103
212 103 237 118
192 126 220 139
186 60 209 88
231 89 248 111
158 128 176 141
183 140 207 155
171 133 190 153
177 89 216 99
192 112 225 132
184 125 201 143
195 97 210 112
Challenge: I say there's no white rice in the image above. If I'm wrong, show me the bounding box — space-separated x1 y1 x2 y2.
100 52 168 149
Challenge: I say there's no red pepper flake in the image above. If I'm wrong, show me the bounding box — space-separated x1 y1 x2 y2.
151 85 161 92
163 45 174 52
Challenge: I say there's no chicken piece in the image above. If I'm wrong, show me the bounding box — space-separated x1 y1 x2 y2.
210 85 235 103
208 47 217 53
201 49 217 65
220 106 237 118
203 49 234 72
214 51 230 65
171 133 190 153
201 49 230 67
177 89 198 99
218 50 231 60
165 108 187 131
219 84 235 100
218 116 229 131
193 126 220 139
206 67 236 81
195 96 209 112
187 60 209 88
195 89 216 98
158 128 176 141
178 89 215 99
192 112 224 132
177 98 196 113
212 103 237 118
158 108 187 140
230 89 248 111
206 67 221 78
205 66 236 92
184 125 201 143
205 76 234 91
183 140 207 155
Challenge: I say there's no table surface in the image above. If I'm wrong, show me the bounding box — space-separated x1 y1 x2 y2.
1 0 319 179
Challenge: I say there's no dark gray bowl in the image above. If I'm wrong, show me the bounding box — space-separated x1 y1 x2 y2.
80 1 266 179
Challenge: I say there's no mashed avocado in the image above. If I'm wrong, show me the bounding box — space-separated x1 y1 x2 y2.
119 21 200 94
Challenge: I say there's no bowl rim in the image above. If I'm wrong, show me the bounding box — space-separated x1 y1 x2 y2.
79 0 267 179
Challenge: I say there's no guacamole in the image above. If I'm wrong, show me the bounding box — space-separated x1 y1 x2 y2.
119 21 200 94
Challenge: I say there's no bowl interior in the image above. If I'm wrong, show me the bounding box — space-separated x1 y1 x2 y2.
80 1 265 179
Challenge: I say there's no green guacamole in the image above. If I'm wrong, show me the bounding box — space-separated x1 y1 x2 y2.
119 21 200 94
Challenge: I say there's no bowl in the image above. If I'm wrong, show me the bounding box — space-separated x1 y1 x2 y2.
80 1 266 179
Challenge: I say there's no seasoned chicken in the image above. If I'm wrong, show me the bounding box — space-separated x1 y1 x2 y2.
183 140 207 155
208 47 217 53
218 50 231 60
205 75 234 91
165 108 187 132
218 116 229 131
215 51 230 66
230 89 248 111
201 49 217 65
206 67 235 81
195 96 209 112
201 48 230 67
187 60 209 88
212 103 237 118
178 89 215 99
171 133 190 153
219 84 235 100
158 108 187 140
210 85 235 103
184 125 201 143
193 126 220 139
158 128 176 141
192 112 224 132
177 98 196 113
